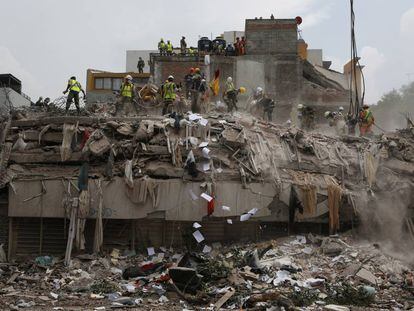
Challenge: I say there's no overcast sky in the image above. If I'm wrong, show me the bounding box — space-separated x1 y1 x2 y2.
0 0 413 104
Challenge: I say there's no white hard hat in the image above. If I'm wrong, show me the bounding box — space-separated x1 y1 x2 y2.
339 106 344 111
227 77 233 83
286 119 292 124
324 111 331 118
256 87 263 93
125 75 133 80
168 75 174 80
297 104 304 109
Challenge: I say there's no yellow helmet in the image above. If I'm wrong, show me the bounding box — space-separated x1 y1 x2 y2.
239 87 246 94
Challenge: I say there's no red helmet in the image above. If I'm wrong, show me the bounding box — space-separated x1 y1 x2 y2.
190 67 195 73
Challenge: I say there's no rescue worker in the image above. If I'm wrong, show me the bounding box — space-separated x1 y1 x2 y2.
297 104 315 131
190 68 203 112
180 36 187 55
162 75 177 115
234 37 241 56
137 57 145 74
34 96 43 107
254 87 275 121
118 75 136 115
225 44 235 56
325 111 347 135
224 77 238 113
158 38 166 55
358 104 375 137
184 68 194 99
63 76 86 115
166 40 173 56
188 47 195 56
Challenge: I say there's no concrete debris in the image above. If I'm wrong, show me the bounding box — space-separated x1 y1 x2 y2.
0 234 411 309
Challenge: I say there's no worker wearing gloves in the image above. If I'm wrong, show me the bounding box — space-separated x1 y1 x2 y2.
254 87 275 122
162 75 177 115
224 77 238 113
358 104 375 137
118 75 136 116
63 76 85 115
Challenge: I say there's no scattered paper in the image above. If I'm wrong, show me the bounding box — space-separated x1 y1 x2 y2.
240 214 251 222
218 120 226 124
198 118 208 126
202 245 212 253
248 208 259 215
189 113 201 121
199 141 209 148
202 162 210 171
192 230 205 243
189 189 199 201
193 222 202 229
222 205 231 212
227 219 233 224
216 168 223 173
202 147 211 158
200 193 213 202
147 247 155 256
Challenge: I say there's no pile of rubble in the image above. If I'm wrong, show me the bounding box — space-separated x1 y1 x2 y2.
1 234 414 310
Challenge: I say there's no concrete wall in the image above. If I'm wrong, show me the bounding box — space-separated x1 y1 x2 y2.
0 87 31 110
245 19 298 55
126 50 157 73
151 55 206 86
223 31 245 45
307 49 323 67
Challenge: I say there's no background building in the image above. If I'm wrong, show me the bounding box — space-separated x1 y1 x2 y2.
0 74 31 113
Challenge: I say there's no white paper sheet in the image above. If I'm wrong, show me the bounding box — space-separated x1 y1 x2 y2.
192 230 205 243
227 219 233 224
199 142 209 148
240 214 251 222
248 208 259 215
189 189 199 201
200 192 213 202
216 168 223 173
189 113 201 121
193 222 202 229
198 118 208 126
202 147 211 158
222 206 231 212
147 247 155 256
202 162 210 171
202 245 212 253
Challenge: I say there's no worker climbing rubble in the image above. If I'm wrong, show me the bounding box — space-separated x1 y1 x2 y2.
63 76 86 115
162 75 177 115
117 75 136 116
324 109 347 136
223 76 243 113
359 104 375 137
190 68 203 113
253 87 275 122
297 104 315 131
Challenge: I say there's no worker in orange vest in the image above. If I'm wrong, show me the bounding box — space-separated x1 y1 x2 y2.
358 104 375 136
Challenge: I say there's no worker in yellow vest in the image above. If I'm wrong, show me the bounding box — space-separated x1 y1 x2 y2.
162 75 177 115
158 38 166 55
166 40 173 56
63 76 86 114
118 75 136 115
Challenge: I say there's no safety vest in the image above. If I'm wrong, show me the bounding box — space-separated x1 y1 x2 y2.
167 42 173 52
188 48 194 55
158 41 165 49
120 83 134 98
69 79 81 92
225 81 235 93
163 82 176 101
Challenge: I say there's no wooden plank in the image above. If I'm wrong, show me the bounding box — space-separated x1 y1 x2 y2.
214 288 235 310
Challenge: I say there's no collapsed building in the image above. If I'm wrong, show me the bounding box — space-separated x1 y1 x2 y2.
0 107 413 261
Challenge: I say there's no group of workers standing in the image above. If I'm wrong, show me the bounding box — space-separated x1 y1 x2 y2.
60 75 375 138
158 37 195 56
